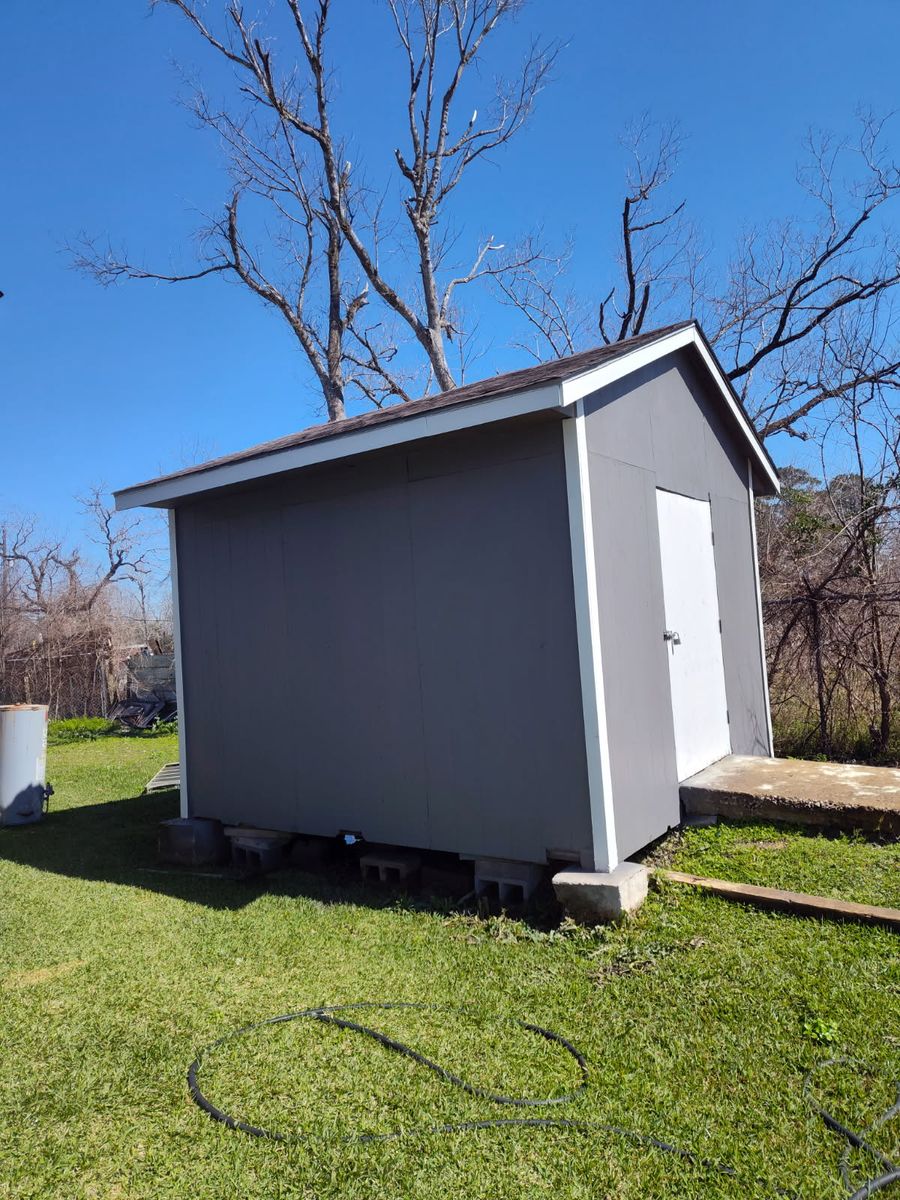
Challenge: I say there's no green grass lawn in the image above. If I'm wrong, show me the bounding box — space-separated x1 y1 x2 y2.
1 737 898 1199
654 819 900 909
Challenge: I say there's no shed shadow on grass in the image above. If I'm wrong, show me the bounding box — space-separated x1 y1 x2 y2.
0 789 547 920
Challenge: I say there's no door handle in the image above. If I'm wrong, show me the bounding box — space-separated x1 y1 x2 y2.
663 630 681 645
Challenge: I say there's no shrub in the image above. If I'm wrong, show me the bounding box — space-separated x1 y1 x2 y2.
48 717 119 746
150 717 178 737
126 716 178 739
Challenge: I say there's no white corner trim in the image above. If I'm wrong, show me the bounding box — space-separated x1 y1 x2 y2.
560 326 780 495
746 458 774 755
168 510 189 819
562 404 618 872
116 382 562 510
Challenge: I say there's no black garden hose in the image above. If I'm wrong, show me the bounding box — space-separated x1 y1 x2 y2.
187 1002 899 1197
803 1058 900 1199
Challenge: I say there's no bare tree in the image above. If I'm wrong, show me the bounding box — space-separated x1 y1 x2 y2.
707 116 900 441
495 117 696 358
0 492 164 716
492 110 900 762
758 390 900 760
596 118 693 345
75 0 558 417
493 238 593 362
503 112 900 447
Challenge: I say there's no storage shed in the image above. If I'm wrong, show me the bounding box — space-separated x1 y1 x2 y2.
116 321 779 876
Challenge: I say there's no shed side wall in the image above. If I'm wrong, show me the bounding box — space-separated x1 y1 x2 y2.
175 419 593 864
583 348 770 859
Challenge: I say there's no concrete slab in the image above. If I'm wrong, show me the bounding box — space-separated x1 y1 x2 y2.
552 862 648 924
681 755 900 836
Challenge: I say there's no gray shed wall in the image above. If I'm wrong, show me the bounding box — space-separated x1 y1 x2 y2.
584 348 770 860
175 419 595 865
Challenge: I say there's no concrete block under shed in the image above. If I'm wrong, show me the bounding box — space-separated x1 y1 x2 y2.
552 861 648 924
158 818 228 867
474 857 545 905
224 827 292 874
359 848 421 885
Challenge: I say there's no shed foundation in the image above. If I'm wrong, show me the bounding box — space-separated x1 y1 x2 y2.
359 848 422 885
552 862 649 923
474 857 545 905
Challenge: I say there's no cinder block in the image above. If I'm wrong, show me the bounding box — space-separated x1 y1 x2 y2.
223 828 292 875
552 861 648 924
359 849 421 885
474 857 545 905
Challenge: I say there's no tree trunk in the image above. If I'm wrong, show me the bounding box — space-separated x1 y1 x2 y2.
417 224 456 392
323 379 346 423
809 597 830 756
869 606 892 755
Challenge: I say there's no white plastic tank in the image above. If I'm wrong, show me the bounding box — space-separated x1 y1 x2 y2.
0 704 50 826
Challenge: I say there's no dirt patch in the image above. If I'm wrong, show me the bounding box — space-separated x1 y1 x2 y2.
593 936 706 985
2 960 85 990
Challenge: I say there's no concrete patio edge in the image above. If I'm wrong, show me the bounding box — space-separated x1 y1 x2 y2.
680 755 900 836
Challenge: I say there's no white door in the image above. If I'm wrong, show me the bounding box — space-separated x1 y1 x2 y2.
655 489 731 781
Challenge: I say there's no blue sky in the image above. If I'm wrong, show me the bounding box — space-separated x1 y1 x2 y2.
4 0 900 542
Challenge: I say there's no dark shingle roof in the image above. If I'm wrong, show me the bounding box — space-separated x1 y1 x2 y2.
116 322 695 499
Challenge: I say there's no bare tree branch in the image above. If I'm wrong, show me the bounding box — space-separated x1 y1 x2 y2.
493 239 591 360
75 0 559 415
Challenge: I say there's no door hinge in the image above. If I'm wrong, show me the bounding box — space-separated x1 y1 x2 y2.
719 618 723 634
726 709 731 725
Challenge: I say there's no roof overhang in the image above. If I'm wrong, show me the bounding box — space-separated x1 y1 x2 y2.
558 323 780 495
115 323 779 510
115 381 563 510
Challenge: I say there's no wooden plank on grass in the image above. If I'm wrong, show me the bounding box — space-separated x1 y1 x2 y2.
654 869 900 931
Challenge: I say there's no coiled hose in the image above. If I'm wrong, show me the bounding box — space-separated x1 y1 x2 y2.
804 1058 900 1199
187 1002 899 1197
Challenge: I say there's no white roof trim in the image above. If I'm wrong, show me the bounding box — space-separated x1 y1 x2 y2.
116 323 778 510
115 381 562 510
559 325 780 493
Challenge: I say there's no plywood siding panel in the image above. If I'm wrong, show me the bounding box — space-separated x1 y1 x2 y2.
278 484 428 843
408 447 592 863
179 507 227 816
710 496 771 755
586 456 680 857
584 347 770 856
405 417 562 482
175 420 592 862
